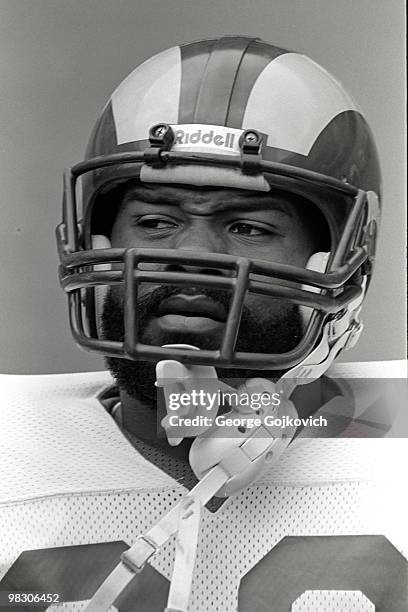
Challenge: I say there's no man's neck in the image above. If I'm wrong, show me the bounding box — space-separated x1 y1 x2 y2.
120 389 193 460
118 376 354 457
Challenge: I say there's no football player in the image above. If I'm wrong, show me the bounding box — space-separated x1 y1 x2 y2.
0 36 406 612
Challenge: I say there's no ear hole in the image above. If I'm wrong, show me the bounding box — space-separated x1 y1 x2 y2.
305 252 330 276
300 252 330 328
92 234 112 250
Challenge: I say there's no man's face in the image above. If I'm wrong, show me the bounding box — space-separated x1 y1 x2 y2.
102 182 320 400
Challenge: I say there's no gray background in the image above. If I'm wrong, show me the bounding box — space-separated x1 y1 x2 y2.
0 0 406 374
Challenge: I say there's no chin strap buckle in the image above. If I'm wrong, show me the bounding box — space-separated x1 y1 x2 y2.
120 536 158 573
156 352 231 446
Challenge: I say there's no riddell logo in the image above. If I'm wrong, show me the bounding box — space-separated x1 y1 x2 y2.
174 128 236 149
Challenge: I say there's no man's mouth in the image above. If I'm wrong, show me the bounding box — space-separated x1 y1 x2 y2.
156 294 227 322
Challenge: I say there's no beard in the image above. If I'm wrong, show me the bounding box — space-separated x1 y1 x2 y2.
101 285 303 404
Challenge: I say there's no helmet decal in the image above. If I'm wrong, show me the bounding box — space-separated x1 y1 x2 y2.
242 53 359 155
112 45 181 145
111 42 360 158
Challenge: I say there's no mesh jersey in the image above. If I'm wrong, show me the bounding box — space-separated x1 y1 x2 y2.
0 361 406 612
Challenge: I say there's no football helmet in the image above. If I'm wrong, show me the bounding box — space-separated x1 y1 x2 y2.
57 35 381 376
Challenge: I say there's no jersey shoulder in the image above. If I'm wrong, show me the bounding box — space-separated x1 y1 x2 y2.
328 358 407 378
0 371 175 506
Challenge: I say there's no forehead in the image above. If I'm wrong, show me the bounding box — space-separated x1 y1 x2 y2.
120 182 301 215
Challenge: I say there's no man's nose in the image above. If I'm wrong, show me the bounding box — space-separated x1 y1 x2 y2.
164 225 230 277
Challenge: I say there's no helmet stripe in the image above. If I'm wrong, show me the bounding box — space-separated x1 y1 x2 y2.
225 40 288 128
179 36 257 125
178 38 218 124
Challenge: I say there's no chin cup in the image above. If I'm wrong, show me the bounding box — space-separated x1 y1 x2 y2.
155 349 298 497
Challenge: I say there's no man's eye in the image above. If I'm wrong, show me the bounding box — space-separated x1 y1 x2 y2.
229 222 268 236
137 217 177 230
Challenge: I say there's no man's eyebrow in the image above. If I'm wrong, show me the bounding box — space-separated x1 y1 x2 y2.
123 187 178 205
215 199 293 216
123 187 294 216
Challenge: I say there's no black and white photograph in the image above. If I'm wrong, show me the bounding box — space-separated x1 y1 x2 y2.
0 1 406 611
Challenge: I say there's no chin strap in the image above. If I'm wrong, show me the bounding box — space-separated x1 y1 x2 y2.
85 363 297 611
85 296 364 611
85 466 228 612
85 382 297 611
280 312 362 398
280 277 365 398
165 498 202 612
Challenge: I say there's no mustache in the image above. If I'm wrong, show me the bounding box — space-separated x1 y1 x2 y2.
102 286 304 402
135 284 233 317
